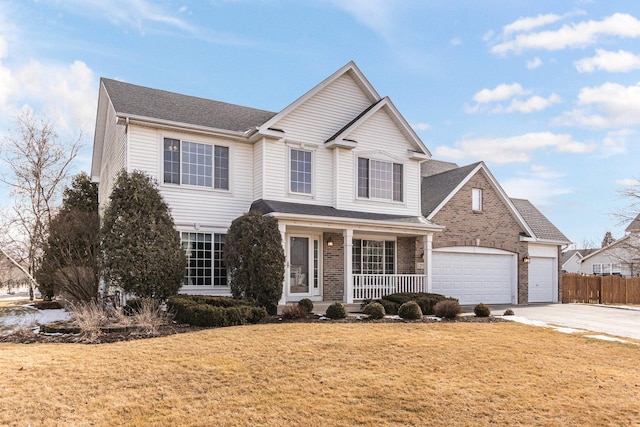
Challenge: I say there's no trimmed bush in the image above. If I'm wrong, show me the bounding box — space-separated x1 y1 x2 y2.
503 309 515 316
325 302 346 320
368 292 450 315
166 295 266 327
474 303 491 318
434 299 462 319
398 301 423 320
282 304 309 320
363 302 385 320
297 298 314 314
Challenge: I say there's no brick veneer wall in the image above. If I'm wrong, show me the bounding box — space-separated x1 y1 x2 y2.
421 169 531 304
323 232 344 301
397 237 417 274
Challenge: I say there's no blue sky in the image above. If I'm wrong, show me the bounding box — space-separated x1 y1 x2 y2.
1 0 640 248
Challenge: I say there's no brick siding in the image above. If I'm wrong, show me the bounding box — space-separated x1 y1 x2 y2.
421 169 531 303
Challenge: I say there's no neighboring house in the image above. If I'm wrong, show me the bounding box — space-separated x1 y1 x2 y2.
91 62 570 306
420 160 570 304
0 254 31 294
561 249 596 274
92 62 444 305
580 216 640 277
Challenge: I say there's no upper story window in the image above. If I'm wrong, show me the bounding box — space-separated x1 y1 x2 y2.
472 188 483 211
290 148 312 194
357 157 403 202
163 138 229 190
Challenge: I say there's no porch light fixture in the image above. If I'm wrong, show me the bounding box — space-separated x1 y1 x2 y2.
327 237 334 247
523 254 530 264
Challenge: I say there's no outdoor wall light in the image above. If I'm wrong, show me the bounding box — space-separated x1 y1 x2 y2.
523 254 530 264
327 237 334 247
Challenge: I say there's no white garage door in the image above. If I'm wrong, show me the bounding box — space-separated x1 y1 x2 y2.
528 257 555 303
432 250 515 305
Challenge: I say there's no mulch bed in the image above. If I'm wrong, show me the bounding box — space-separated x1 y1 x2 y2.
1 313 506 344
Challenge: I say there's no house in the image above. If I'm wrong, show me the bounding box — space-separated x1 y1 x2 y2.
92 62 444 306
420 160 570 304
580 216 640 277
561 249 596 274
0 253 31 295
91 62 569 306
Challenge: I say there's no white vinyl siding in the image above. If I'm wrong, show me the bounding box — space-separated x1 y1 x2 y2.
98 101 126 211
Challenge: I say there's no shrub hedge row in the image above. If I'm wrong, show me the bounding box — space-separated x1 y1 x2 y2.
361 292 454 316
167 295 266 327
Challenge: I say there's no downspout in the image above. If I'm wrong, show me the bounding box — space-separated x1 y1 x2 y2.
125 117 130 172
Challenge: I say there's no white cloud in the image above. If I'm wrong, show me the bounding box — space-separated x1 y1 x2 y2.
467 83 559 114
0 37 96 133
491 13 640 55
472 83 530 103
503 14 561 34
501 165 574 208
526 57 543 69
575 49 640 73
433 132 596 165
554 82 640 129
602 129 633 157
450 37 462 46
329 0 396 38
502 93 561 113
616 178 640 186
412 122 431 131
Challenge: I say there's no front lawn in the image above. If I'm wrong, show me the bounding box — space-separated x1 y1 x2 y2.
1 322 638 426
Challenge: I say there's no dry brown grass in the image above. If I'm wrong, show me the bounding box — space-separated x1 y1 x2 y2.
1 322 639 426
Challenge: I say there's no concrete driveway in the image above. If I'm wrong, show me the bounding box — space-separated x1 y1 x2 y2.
497 303 640 341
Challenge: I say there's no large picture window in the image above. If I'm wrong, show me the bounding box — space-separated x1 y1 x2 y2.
182 232 227 287
357 157 402 202
352 239 395 274
290 149 312 194
163 138 229 190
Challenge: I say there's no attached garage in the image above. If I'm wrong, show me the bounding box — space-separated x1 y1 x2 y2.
528 257 556 303
432 247 517 305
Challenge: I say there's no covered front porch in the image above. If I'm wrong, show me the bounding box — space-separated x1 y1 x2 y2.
250 200 443 305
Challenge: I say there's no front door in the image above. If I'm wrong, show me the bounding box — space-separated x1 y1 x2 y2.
289 236 320 297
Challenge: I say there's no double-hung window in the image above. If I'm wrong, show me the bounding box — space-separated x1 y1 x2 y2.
163 138 229 190
352 239 396 274
182 232 227 287
357 157 403 202
290 149 312 194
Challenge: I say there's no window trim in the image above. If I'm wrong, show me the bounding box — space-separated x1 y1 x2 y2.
181 231 229 289
289 147 314 196
472 188 483 212
162 137 230 191
352 238 397 275
356 157 403 203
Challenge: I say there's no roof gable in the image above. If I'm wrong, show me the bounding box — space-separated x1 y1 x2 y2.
325 97 430 156
421 162 535 237
258 61 380 134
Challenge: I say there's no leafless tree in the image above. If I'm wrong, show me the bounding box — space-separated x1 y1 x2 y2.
0 111 81 299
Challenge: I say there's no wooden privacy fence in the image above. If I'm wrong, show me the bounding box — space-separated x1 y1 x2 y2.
562 274 640 304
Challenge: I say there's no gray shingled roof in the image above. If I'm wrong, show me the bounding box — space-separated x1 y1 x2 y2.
420 160 459 177
251 199 428 223
511 198 570 243
101 78 276 133
421 162 481 216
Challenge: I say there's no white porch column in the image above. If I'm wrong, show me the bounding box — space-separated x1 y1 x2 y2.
344 229 354 304
423 233 433 293
278 223 287 306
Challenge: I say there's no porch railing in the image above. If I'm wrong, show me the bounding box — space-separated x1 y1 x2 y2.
353 274 426 301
